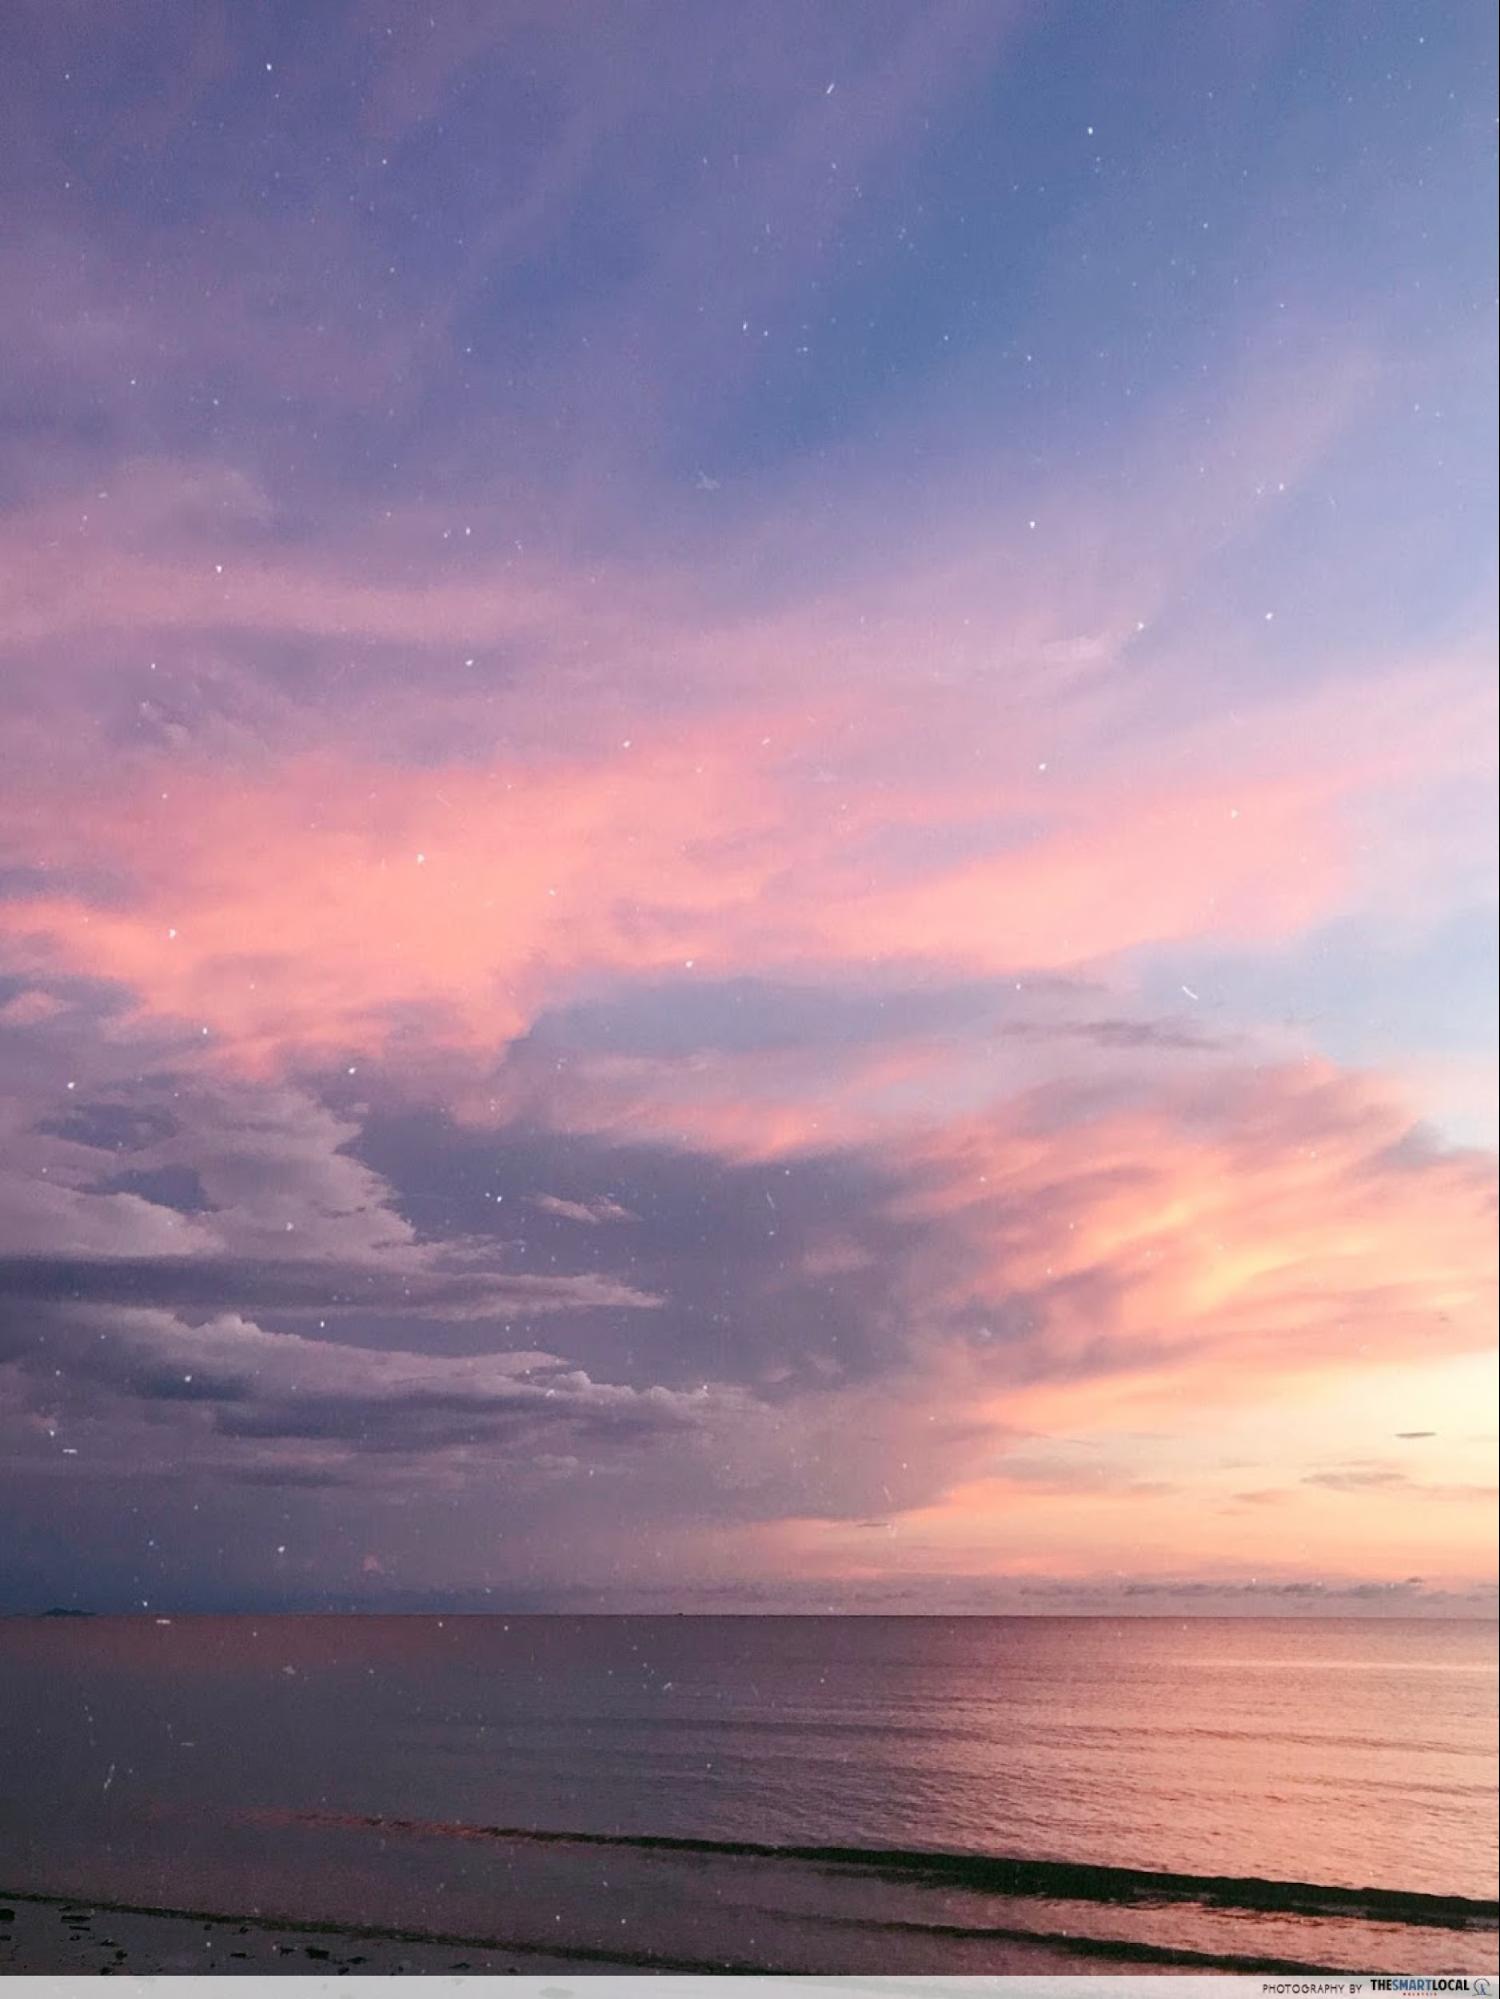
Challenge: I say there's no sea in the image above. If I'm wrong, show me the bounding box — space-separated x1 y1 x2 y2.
0 1614 1495 1974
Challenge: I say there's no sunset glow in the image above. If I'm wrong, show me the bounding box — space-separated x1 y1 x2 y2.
1 0 1494 1617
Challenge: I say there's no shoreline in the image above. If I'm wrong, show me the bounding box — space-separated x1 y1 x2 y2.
6 1887 1467 1979
0 1889 658 1976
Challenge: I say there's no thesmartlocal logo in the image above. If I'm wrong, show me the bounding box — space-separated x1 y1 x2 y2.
1263 1984 1496 1997
1265 1982 1493 1994
1367 1982 1492 1994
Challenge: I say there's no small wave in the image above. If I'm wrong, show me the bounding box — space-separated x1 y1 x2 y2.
255 1808 1500 1932
803 1913 1402 1975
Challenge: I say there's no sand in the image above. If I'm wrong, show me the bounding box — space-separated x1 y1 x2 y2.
0 1889 637 1975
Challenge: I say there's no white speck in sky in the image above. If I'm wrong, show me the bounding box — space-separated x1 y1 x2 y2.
1181 984 1200 1001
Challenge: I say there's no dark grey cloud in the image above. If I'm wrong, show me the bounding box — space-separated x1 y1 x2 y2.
501 973 1223 1086
225 1463 349 1490
0 864 129 906
0 968 139 1027
36 1100 180 1153
87 1163 214 1213
212 1381 696 1451
0 1251 653 1319
1000 1015 1230 1053
351 1104 928 1391
521 974 1029 1061
0 1301 715 1458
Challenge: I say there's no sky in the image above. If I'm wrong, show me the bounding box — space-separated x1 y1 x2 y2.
0 0 1495 1616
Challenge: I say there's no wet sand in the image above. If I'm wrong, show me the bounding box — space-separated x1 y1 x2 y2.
0 1890 638 1975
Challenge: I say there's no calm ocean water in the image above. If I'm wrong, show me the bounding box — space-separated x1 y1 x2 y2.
0 1615 1494 1973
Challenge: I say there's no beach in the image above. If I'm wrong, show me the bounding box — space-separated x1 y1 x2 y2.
0 1891 622 1976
